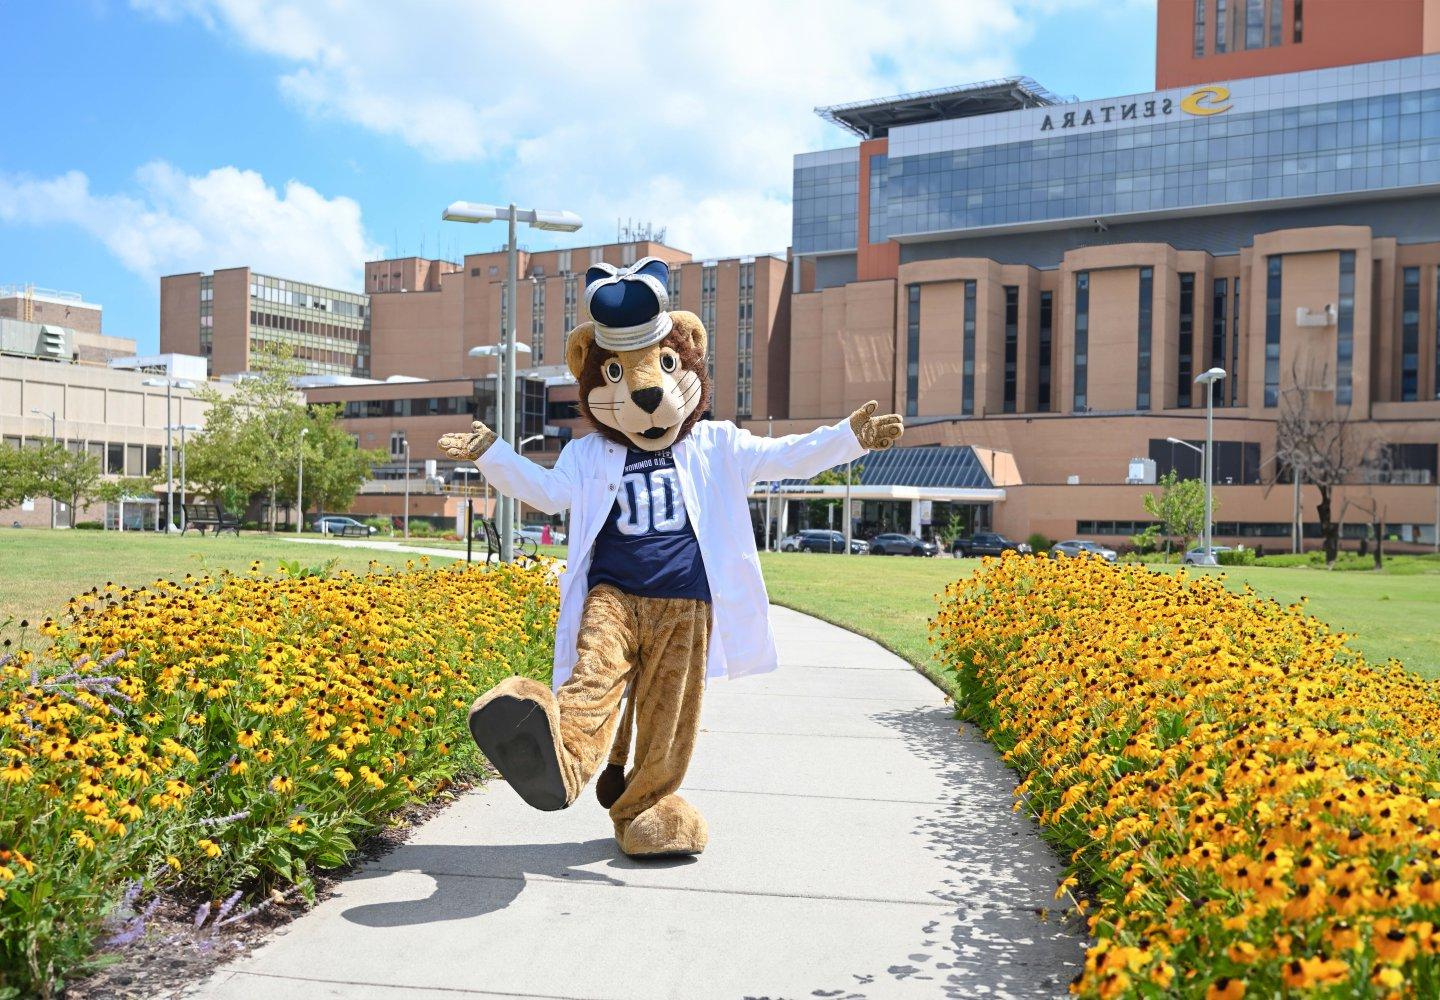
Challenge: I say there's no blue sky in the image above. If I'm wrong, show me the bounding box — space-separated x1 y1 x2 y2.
1 1 1155 354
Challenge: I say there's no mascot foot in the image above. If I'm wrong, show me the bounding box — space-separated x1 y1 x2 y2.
616 794 708 858
468 677 570 811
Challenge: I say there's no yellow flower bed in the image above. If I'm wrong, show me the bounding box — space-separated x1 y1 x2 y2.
932 554 1440 999
0 559 556 995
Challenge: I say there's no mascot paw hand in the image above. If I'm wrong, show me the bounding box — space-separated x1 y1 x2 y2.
849 400 904 451
437 420 498 460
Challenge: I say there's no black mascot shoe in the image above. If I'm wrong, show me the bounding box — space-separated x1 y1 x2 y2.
467 677 570 812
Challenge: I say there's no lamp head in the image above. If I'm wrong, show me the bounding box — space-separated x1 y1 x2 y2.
442 201 499 224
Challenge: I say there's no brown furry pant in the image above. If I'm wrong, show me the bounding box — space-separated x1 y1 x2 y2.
555 584 711 826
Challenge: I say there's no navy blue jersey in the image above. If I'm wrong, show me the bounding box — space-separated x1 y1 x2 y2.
588 447 711 602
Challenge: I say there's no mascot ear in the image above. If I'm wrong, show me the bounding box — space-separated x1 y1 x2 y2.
668 311 707 359
566 323 596 381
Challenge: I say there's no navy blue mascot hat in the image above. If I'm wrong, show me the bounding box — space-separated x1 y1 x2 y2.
582 257 672 352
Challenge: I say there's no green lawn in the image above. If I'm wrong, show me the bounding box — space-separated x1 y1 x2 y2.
0 530 460 626
759 552 1440 679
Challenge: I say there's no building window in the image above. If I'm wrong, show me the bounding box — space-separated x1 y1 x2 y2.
1215 0 1229 52
1151 438 1262 485
1074 272 1090 412
532 278 546 363
1335 251 1356 405
1136 268 1154 410
1178 273 1195 407
1436 269 1440 399
1269 0 1282 45
1400 265 1419 402
1193 0 1206 56
1231 278 1242 406
389 432 407 460
1002 286 1018 413
868 154 889 242
1293 0 1303 41
1264 256 1283 407
1211 278 1229 404
962 281 977 416
736 262 754 418
1245 0 1264 48
1038 291 1053 412
905 284 920 418
667 265 680 305
564 274 579 331
701 264 717 380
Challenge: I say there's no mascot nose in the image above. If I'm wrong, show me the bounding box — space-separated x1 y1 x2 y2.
631 386 663 413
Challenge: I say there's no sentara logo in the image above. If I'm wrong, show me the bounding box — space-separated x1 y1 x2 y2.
1181 85 1232 116
1039 85 1233 131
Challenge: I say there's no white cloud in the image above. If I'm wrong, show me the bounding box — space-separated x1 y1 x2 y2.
0 162 380 290
129 0 1097 257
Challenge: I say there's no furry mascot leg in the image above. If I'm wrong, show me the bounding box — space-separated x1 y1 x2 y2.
468 584 711 857
606 595 710 858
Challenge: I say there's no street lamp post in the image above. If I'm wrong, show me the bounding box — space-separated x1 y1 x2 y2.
444 199 581 563
30 408 57 529
166 424 201 531
1194 367 1228 566
403 439 411 540
143 377 195 533
295 427 309 535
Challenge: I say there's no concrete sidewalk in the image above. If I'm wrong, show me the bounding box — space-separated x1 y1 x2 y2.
191 606 1086 999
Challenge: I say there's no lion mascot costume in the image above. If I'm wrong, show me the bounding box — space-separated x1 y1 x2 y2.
439 257 903 858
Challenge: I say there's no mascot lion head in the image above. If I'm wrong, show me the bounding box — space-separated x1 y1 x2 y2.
566 258 711 452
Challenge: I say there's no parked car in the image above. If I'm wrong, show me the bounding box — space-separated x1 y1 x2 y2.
951 531 1031 557
779 532 804 552
1182 545 1232 566
869 533 939 557
1050 539 1118 562
313 515 377 536
517 525 566 545
794 529 867 554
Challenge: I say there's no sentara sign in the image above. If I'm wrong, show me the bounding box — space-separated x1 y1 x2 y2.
1039 85 1232 133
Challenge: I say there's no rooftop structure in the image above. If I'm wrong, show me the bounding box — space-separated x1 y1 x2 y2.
814 77 1071 139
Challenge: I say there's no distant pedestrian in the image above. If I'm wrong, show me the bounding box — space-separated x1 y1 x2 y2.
541 524 553 546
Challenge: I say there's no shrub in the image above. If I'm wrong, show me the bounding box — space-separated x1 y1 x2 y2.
72 521 104 531
933 554 1440 998
1026 532 1052 554
363 516 392 534
0 559 556 995
1216 547 1255 566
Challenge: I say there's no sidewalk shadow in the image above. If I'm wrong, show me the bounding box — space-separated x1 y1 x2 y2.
339 839 695 928
851 703 1088 999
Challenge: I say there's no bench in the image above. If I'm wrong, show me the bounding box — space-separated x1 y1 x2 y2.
182 503 241 537
474 519 537 561
336 523 369 538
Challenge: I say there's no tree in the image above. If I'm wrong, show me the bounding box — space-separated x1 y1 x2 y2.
1272 359 1374 566
274 405 385 522
0 445 40 510
187 346 307 529
806 462 862 530
1139 470 1211 562
29 442 103 528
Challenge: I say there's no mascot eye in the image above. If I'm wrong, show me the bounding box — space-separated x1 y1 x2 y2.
603 360 623 383
659 351 678 374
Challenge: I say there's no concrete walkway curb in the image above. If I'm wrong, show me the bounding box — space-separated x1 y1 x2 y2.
189 606 1086 999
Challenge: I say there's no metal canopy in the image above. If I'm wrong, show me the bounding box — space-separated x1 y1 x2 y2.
815 77 1069 139
776 445 996 491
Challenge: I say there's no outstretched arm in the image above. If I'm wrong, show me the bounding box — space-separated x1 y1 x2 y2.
437 420 577 515
735 401 904 485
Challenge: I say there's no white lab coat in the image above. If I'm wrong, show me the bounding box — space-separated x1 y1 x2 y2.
475 418 867 688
